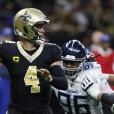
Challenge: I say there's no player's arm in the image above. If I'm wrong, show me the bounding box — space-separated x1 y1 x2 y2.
38 61 68 90
49 61 68 90
82 75 114 112
38 44 68 90
49 44 68 90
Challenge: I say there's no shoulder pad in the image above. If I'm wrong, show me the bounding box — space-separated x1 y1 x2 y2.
46 42 60 48
4 40 16 44
0 40 16 44
83 62 101 72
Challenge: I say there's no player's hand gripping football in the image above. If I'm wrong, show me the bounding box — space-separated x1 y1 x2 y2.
37 68 53 82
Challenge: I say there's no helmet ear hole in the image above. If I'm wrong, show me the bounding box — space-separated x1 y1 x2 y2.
23 26 28 33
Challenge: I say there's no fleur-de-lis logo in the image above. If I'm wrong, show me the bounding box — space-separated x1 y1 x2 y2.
18 11 32 23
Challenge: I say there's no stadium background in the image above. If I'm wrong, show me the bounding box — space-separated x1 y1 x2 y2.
0 0 113 47
0 0 114 114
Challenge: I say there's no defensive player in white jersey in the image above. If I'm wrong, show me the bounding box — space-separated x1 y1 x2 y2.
52 40 114 114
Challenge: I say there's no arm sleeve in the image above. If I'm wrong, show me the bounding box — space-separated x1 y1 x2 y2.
82 75 101 99
49 65 68 90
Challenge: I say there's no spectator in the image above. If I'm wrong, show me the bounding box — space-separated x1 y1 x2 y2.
91 33 114 114
0 8 68 114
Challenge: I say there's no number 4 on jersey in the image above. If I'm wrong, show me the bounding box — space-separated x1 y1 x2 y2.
24 66 40 93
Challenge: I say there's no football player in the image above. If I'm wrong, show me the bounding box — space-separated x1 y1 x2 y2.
0 8 68 114
52 39 114 114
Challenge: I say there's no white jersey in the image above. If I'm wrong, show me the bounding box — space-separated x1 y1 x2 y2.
52 62 113 114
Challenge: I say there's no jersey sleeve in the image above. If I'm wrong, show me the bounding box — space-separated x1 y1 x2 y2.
81 74 101 99
0 40 16 60
84 62 102 73
82 67 114 99
0 40 15 56
81 67 103 100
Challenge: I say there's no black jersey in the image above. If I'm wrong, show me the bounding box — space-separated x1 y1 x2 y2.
0 40 61 113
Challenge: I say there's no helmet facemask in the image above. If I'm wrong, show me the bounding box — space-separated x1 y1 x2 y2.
61 40 87 80
62 55 86 80
33 22 48 43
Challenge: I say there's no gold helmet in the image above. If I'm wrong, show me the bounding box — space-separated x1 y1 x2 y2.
13 8 49 41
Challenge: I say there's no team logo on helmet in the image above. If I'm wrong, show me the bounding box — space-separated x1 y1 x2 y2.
18 11 32 24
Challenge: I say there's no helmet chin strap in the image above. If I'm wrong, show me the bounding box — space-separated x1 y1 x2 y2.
35 39 44 44
15 29 45 48
67 74 77 80
15 29 25 38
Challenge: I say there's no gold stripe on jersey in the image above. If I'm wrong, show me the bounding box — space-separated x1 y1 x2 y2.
17 41 44 63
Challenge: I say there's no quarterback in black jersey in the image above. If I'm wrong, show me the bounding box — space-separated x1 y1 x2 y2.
0 8 68 114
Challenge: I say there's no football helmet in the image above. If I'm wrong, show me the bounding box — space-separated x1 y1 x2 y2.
13 8 49 42
62 40 87 79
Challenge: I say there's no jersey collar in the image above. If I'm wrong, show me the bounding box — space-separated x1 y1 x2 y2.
17 41 44 63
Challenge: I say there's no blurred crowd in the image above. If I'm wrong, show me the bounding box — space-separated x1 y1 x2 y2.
0 0 113 45
0 1 114 74
0 1 114 71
